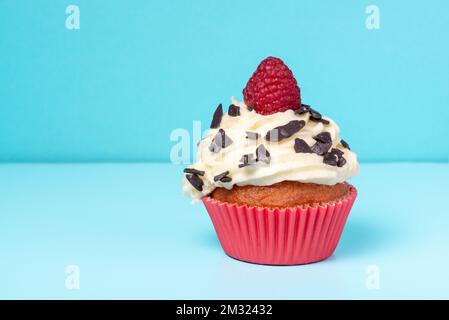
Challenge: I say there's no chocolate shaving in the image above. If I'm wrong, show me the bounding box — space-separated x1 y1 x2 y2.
208 141 220 153
311 132 333 155
323 148 347 167
337 157 347 167
185 174 203 191
239 144 271 168
220 176 232 183
295 104 330 125
308 108 322 121
247 104 254 111
294 104 311 115
246 131 259 140
330 148 344 157
214 171 232 183
228 104 240 117
256 144 271 164
313 132 332 144
312 118 330 125
238 154 256 168
323 152 339 166
209 129 233 153
183 168 205 176
265 120 305 142
294 138 313 153
341 139 351 150
216 129 233 148
210 104 223 128
311 141 332 155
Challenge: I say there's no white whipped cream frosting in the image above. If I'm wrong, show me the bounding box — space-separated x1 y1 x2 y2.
183 98 360 200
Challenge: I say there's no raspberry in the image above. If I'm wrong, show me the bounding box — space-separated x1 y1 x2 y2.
243 57 301 115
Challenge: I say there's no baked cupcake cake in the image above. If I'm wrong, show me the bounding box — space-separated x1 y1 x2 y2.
183 57 360 265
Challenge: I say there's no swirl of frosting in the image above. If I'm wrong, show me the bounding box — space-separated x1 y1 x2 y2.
183 98 360 200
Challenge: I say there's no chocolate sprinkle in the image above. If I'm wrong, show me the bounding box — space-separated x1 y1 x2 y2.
256 144 271 164
246 131 260 140
265 120 306 142
247 104 254 111
209 129 233 153
210 104 223 128
183 168 205 176
228 104 240 117
341 139 351 150
238 154 256 168
313 132 332 144
185 174 203 191
294 138 313 153
214 171 232 183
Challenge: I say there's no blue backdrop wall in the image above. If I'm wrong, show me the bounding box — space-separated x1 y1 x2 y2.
1 0 448 162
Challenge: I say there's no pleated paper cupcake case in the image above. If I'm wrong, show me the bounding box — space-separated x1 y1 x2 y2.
203 184 357 265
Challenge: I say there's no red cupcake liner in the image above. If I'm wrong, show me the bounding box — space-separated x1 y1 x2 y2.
202 184 357 265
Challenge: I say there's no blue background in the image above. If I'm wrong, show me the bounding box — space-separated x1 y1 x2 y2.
1 0 448 162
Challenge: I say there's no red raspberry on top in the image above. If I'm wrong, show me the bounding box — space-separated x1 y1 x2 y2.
243 57 301 115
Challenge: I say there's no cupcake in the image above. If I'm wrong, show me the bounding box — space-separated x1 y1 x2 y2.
183 57 360 265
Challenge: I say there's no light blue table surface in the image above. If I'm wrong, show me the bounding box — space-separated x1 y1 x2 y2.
0 162 448 299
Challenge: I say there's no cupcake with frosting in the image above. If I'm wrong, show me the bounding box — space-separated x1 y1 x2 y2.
183 57 359 265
